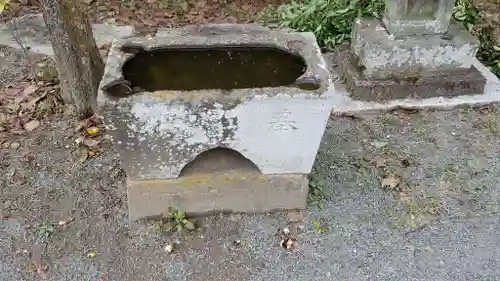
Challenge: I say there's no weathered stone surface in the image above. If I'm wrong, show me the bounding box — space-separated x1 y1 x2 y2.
128 173 309 220
156 23 270 37
351 19 480 79
0 13 134 57
340 16 487 101
336 45 487 101
97 25 335 220
383 0 455 36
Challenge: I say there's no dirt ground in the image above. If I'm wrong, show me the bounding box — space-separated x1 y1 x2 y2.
2 97 500 281
473 0 500 44
1 0 286 29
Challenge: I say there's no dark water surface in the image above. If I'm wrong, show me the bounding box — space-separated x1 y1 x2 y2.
121 46 307 91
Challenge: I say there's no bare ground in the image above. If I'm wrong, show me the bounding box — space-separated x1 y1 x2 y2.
473 0 500 44
2 92 500 281
1 0 286 29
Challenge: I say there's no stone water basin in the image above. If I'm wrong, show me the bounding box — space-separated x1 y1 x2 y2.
97 24 336 220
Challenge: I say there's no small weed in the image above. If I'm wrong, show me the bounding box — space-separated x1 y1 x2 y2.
164 209 196 233
34 223 55 240
313 220 329 234
308 173 328 210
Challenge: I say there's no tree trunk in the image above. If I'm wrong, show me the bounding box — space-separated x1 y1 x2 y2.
39 0 104 119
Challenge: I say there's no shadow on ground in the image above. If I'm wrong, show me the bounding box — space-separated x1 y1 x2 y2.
1 103 500 281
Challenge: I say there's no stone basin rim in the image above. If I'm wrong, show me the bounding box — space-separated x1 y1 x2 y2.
97 30 331 105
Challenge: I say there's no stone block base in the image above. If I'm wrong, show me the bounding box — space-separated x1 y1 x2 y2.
335 46 487 102
127 172 309 221
351 19 480 77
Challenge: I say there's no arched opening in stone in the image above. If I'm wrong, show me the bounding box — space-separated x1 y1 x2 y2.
179 147 261 177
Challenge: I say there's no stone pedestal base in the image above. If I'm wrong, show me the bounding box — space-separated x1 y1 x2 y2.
127 172 309 220
335 45 487 101
338 19 487 101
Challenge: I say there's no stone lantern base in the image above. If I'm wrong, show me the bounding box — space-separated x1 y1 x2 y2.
336 19 487 101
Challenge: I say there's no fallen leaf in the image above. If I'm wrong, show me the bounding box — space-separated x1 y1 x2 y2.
280 237 296 250
381 174 401 189
74 136 85 145
77 145 89 163
87 250 98 258
87 127 100 137
10 142 20 150
282 227 290 235
57 217 74 226
14 85 38 104
164 244 173 254
23 120 40 132
370 140 388 149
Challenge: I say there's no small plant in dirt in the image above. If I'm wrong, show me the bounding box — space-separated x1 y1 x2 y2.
158 209 197 233
313 219 329 234
308 173 328 209
257 0 384 49
34 223 55 240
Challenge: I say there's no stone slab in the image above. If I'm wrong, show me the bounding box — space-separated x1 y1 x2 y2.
156 23 271 37
335 46 487 101
322 52 500 113
0 13 134 57
127 172 309 220
351 19 480 78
